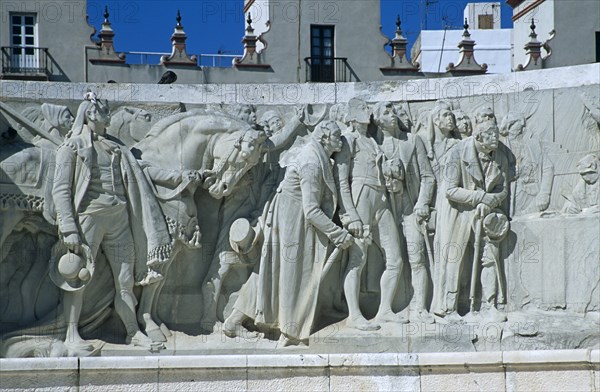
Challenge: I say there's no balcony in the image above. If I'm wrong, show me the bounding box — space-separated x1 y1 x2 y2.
1 47 49 81
304 57 356 83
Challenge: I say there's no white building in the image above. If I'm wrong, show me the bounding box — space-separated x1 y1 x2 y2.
412 2 512 74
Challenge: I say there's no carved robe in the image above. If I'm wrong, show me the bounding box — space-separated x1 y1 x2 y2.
249 138 347 340
431 137 509 316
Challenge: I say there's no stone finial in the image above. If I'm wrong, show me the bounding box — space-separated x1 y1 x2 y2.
516 19 544 71
446 18 487 75
90 5 126 64
161 9 197 66
380 14 420 74
234 12 270 69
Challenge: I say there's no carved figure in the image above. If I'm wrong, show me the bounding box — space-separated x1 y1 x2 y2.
500 112 554 215
474 106 496 125
563 153 600 214
51 93 172 353
432 120 510 322
21 103 74 147
106 106 153 147
453 109 473 139
374 102 436 323
223 120 353 346
417 101 460 184
334 98 407 329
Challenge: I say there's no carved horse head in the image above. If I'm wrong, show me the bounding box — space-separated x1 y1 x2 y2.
207 128 268 199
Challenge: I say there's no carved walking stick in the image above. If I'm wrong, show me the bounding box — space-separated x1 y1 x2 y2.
419 217 435 272
469 215 483 311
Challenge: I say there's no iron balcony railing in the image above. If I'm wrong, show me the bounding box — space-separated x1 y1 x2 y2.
1 46 49 76
304 56 349 82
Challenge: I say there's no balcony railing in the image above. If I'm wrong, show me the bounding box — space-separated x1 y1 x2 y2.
304 57 351 82
123 51 240 67
1 47 49 80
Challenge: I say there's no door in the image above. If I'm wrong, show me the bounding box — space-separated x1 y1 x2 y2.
310 25 334 82
10 14 37 72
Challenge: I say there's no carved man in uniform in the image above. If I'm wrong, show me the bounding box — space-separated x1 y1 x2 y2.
374 102 436 323
334 98 407 330
52 93 175 352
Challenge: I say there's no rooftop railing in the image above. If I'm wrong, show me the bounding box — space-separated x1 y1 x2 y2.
123 51 240 67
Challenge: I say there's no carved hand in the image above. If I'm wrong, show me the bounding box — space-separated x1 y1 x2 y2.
536 193 551 211
475 203 491 219
201 169 217 189
481 193 499 207
338 231 355 250
347 220 364 238
63 232 81 254
184 170 203 184
414 205 430 222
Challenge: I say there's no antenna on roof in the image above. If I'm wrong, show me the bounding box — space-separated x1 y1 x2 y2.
420 0 438 30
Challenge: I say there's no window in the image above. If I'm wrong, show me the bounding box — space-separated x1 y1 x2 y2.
10 13 38 70
310 25 335 82
478 14 493 30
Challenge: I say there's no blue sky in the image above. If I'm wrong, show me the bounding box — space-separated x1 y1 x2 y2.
87 0 513 58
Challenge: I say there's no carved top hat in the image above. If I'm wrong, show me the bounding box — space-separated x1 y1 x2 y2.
49 243 95 292
483 212 510 242
229 218 262 256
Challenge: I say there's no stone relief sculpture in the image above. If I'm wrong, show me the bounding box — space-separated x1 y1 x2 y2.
50 93 179 354
374 101 436 324
453 109 473 140
224 120 352 346
106 106 153 147
500 111 554 215
0 85 598 357
562 153 599 214
432 120 510 323
334 98 409 330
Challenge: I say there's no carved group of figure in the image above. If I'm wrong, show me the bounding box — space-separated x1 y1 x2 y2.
0 91 598 356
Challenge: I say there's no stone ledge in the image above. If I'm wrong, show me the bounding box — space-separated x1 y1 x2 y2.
0 357 78 372
2 349 597 372
0 63 598 106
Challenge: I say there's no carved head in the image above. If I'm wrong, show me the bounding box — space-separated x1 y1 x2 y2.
259 110 283 136
231 104 257 126
453 109 472 139
475 106 496 125
577 154 599 185
394 102 413 132
499 112 526 139
372 101 398 132
208 129 268 199
329 103 348 124
70 93 110 137
474 120 500 152
346 98 370 125
313 120 343 155
431 102 456 135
